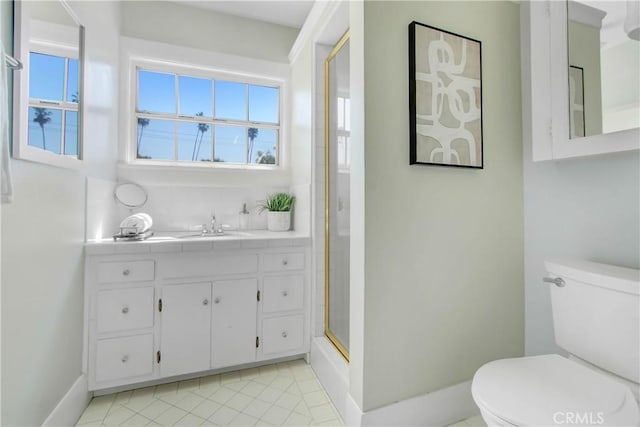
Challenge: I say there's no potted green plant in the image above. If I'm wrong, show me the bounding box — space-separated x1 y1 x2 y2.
259 192 295 231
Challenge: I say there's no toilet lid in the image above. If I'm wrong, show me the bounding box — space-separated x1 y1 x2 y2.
472 354 639 426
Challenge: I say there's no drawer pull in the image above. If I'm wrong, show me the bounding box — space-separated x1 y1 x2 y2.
121 306 129 314
282 260 288 266
122 269 131 276
203 299 209 306
214 298 220 304
282 331 288 338
282 291 288 297
121 355 129 363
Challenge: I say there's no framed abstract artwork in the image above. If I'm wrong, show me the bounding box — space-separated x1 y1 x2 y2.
568 65 585 138
409 21 483 168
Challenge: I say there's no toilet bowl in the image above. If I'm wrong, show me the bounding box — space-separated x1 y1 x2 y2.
472 259 640 427
472 354 639 426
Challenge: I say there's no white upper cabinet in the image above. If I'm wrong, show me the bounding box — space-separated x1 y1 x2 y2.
522 1 640 161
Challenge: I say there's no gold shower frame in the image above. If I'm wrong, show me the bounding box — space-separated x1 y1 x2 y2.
324 30 350 362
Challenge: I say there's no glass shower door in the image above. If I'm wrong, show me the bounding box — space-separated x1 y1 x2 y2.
325 32 350 360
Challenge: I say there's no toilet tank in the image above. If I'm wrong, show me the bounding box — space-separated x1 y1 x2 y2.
545 259 639 384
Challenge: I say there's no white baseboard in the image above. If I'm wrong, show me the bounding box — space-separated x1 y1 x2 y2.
344 393 364 427
361 380 478 426
42 374 91 427
310 337 478 426
344 380 478 427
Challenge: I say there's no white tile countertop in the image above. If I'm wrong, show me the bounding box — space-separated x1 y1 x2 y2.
85 230 311 255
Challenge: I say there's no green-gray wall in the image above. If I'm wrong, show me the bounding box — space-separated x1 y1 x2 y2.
360 1 524 411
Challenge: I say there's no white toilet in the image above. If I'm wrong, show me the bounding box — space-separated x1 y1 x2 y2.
472 259 640 426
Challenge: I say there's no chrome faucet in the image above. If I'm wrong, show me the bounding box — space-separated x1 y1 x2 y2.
200 213 224 235
210 213 217 234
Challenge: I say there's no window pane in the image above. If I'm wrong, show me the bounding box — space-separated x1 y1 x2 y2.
248 128 277 165
137 118 174 160
28 107 62 154
67 59 79 103
337 97 345 130
178 121 212 162
64 111 78 156
179 76 212 117
249 85 279 124
29 52 64 101
344 98 351 131
214 125 246 163
138 70 176 114
215 81 246 121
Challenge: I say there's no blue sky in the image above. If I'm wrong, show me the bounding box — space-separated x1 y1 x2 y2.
27 56 278 163
27 53 78 155
137 70 279 163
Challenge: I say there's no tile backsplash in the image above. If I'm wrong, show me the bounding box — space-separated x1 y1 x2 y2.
89 177 311 240
118 184 290 232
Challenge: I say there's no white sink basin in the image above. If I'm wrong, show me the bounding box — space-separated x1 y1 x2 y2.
154 231 255 240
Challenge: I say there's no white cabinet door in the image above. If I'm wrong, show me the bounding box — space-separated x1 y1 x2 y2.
211 279 257 368
160 282 211 377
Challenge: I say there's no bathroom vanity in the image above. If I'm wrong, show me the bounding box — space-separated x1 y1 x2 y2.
83 232 310 392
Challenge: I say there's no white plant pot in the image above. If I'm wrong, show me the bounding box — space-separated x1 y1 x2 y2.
267 211 291 232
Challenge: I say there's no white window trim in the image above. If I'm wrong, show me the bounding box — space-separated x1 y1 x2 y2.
12 0 85 171
119 37 291 185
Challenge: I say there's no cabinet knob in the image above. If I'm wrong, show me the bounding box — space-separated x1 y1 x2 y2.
282 291 288 297
121 355 129 363
121 306 129 314
122 269 131 276
214 298 220 304
282 331 288 338
203 299 209 306
282 260 288 266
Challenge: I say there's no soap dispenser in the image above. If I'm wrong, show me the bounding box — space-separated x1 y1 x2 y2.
238 203 250 230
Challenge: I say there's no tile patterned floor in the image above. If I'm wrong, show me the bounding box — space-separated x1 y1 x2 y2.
447 415 487 427
76 359 343 427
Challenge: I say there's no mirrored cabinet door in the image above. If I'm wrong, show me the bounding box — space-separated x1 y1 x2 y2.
522 0 639 161
13 0 85 168
567 1 639 139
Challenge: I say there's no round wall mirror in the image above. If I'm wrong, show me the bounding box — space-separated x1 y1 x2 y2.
114 182 148 208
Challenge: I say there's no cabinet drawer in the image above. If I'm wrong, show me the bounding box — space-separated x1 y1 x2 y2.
97 287 154 333
262 315 304 355
263 253 305 272
161 254 258 279
95 334 153 383
263 275 304 313
97 261 155 284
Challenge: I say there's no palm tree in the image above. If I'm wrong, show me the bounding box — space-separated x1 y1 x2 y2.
33 108 52 150
256 150 276 164
248 127 259 163
192 112 210 161
137 117 150 157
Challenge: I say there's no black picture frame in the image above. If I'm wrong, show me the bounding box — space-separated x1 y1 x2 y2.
409 21 483 169
569 65 586 138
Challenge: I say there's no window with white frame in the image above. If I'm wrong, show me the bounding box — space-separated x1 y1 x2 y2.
27 51 79 157
336 96 351 169
134 68 280 166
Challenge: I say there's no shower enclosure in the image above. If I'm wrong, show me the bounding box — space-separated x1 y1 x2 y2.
324 32 350 360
